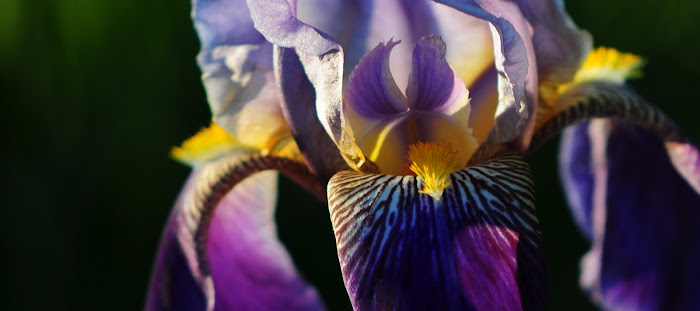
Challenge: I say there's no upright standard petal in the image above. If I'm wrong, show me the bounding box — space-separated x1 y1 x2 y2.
247 0 368 171
146 152 325 311
274 47 349 184
433 0 536 148
559 120 700 311
193 0 289 150
327 154 545 310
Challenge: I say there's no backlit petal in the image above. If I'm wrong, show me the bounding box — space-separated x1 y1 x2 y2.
328 154 544 310
274 47 348 184
434 0 537 148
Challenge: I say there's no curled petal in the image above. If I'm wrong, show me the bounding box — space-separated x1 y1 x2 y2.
146 153 325 311
560 120 700 310
274 46 348 184
407 35 469 115
346 39 407 119
247 0 368 170
327 154 544 310
433 0 537 149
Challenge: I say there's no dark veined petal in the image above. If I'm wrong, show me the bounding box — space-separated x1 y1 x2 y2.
345 39 407 119
559 120 700 311
327 154 545 311
145 152 325 311
406 35 469 115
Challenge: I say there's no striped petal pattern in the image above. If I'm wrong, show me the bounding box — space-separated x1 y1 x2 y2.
327 154 545 311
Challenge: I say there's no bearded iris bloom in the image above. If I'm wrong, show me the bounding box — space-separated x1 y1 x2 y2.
145 0 700 310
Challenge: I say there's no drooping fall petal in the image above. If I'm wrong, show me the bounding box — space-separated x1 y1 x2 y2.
146 153 325 311
560 120 700 311
327 154 545 310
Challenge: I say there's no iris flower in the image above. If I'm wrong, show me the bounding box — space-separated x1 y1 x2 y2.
145 0 700 310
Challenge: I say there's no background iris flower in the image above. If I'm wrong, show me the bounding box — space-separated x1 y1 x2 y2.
138 0 700 310
142 0 700 310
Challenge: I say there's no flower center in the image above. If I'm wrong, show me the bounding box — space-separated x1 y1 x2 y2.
408 141 459 201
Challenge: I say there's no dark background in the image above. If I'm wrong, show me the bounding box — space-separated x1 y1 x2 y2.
2 0 698 310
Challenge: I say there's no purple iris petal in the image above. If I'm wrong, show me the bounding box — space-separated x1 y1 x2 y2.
146 159 325 311
513 0 592 83
560 120 700 310
406 35 467 114
345 40 407 119
274 46 348 184
559 122 595 240
206 171 324 311
193 0 277 137
328 155 545 310
145 211 206 311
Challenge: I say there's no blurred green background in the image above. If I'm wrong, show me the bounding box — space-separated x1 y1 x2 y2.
1 0 698 310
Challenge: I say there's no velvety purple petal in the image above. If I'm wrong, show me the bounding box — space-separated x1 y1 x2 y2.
433 0 537 149
206 171 323 311
559 121 595 240
345 40 407 119
274 46 348 184
559 120 700 310
146 154 325 311
406 35 468 115
328 154 545 310
145 210 206 311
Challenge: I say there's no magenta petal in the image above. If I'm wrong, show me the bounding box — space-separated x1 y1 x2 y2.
406 35 467 114
345 40 406 119
146 156 325 311
328 154 545 310
560 120 700 310
145 212 206 311
206 171 324 311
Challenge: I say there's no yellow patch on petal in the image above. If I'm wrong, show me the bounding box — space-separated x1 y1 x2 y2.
572 47 644 85
171 122 240 166
408 141 459 201
537 47 645 126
